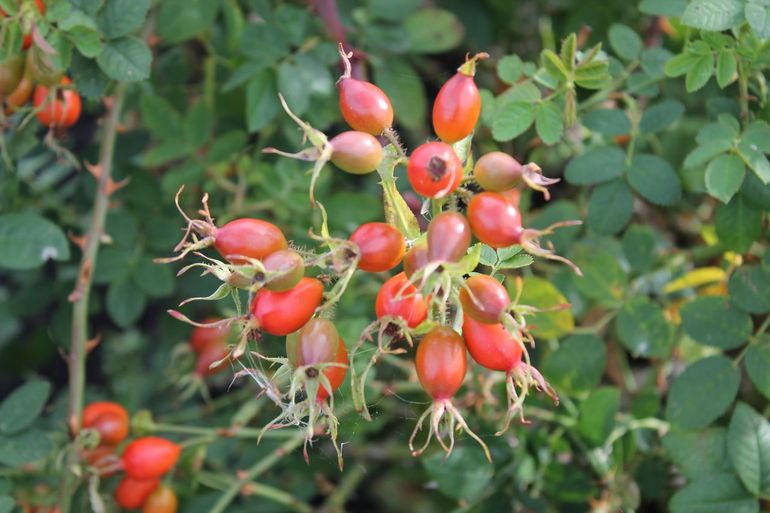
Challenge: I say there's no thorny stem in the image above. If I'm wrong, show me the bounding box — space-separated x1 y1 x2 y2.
58 84 126 513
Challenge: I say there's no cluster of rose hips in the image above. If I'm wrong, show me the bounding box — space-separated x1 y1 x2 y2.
161 45 578 464
79 401 180 512
1 0 82 129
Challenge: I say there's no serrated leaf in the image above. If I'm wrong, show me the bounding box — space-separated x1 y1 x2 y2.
745 342 770 400
623 224 657 273
715 195 763 253
681 0 745 30
373 58 426 132
627 154 682 206
716 49 737 88
666 355 740 429
663 429 731 480
498 253 534 269
640 0 688 16
156 0 220 44
96 36 151 82
0 213 70 270
0 381 51 434
560 33 577 71
582 109 631 136
497 54 525 84
608 24 642 60
686 53 714 92
541 49 569 80
616 297 672 358
665 52 698 78
564 146 626 185
670 473 758 513
706 153 745 203
578 387 620 446
535 101 564 145
492 101 535 142
746 1 770 38
515 276 574 339
728 266 770 314
107 277 147 328
245 69 279 133
574 60 611 89
727 403 770 496
587 178 633 235
97 0 149 38
0 430 53 467
680 296 752 349
737 141 770 184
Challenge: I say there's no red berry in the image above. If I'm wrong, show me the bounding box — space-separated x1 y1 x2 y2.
195 344 229 377
330 131 383 174
467 192 523 248
316 338 348 402
337 77 393 135
462 315 522 372
121 437 181 480
403 241 429 279
142 485 178 513
286 318 340 368
474 152 524 192
81 444 118 477
189 317 228 353
263 249 304 292
375 272 429 329
407 142 463 198
433 72 481 143
115 477 160 510
415 327 467 400
214 218 287 264
251 277 324 336
459 275 510 324
82 402 129 446
350 222 405 273
32 77 81 128
427 211 471 263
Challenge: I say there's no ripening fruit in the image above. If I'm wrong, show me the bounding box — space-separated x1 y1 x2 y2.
330 131 383 174
286 318 340 368
82 402 129 445
32 77 81 128
407 142 463 198
403 241 429 279
337 48 393 135
462 315 523 372
142 485 178 513
432 55 485 143
375 272 429 328
459 275 510 324
0 54 24 97
500 188 520 207
263 249 304 292
81 444 118 476
114 477 160 509
214 218 287 264
350 222 405 273
251 277 324 335
427 211 471 263
415 327 467 400
121 437 181 480
4 72 33 112
474 152 524 192
189 318 228 353
467 192 523 248
195 344 229 377
316 338 348 402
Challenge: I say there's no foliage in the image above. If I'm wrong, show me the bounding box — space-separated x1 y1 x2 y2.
1 0 770 512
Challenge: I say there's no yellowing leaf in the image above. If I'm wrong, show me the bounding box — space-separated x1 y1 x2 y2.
663 267 726 294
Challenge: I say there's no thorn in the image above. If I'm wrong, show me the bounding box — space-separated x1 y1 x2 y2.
85 162 102 180
85 334 102 354
105 177 130 196
68 232 87 251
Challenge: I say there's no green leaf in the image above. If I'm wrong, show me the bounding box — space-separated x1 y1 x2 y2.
574 60 611 89
671 473 758 513
686 53 714 93
140 94 182 140
67 26 102 58
745 342 770 400
737 140 770 185
608 24 642 60
706 153 746 203
616 297 672 358
0 430 53 467
535 101 564 145
497 253 534 270
716 49 737 88
373 58 426 132
245 69 279 133
742 171 770 209
681 0 745 30
570 245 628 306
156 0 220 44
564 146 626 185
728 266 770 314
582 109 631 136
543 334 606 395
541 49 570 80
97 0 149 38
666 355 740 429
183 101 213 148
515 276 574 339
680 296 752 349
623 224 658 273
742 121 770 153
640 0 688 16
96 36 151 82
663 428 731 480
107 277 147 328
746 0 770 38
587 178 633 235
627 154 682 206
423 447 493 502
665 52 699 78
132 257 174 298
0 496 13 513
642 47 674 77
577 387 621 447
206 130 248 164
404 8 463 54
0 213 70 270
640 100 685 133
497 54 526 84
727 403 770 496
492 101 536 142
529 200 582 254
715 195 763 253
277 60 310 116
560 33 577 71
0 381 50 435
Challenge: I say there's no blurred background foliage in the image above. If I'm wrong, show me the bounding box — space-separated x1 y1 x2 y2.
2 0 770 512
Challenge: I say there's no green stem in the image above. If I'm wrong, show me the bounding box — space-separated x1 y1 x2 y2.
153 422 297 439
738 59 750 126
322 466 367 513
58 84 126 513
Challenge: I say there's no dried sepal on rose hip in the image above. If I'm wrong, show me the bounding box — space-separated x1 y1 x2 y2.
432 52 488 144
474 151 560 200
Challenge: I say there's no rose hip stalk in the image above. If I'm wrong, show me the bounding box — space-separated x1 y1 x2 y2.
410 327 490 461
